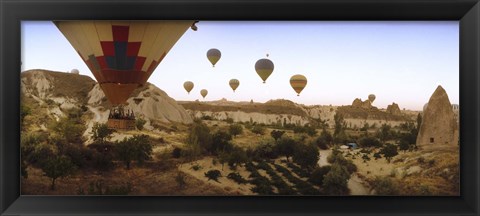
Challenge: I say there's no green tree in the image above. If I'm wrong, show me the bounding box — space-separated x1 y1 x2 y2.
293 143 319 171
270 130 286 141
276 136 296 161
314 128 333 149
377 124 392 142
42 156 77 190
380 143 398 163
49 117 85 144
309 165 331 186
186 122 212 154
229 124 243 137
20 104 31 130
211 130 233 155
371 176 399 195
322 163 350 195
135 118 147 130
251 125 266 135
358 136 382 148
91 123 114 144
227 146 248 168
398 140 410 152
115 135 152 169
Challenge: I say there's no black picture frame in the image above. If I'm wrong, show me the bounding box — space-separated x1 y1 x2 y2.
1 0 479 215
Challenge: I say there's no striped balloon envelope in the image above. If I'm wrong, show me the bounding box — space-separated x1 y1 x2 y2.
289 74 308 96
200 89 208 99
255 58 274 83
207 48 221 67
54 20 194 105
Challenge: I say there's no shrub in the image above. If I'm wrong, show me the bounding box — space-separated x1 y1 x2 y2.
210 130 233 155
115 135 152 169
309 166 332 186
229 124 243 137
251 125 266 135
358 136 383 148
371 176 399 195
380 143 398 163
42 156 77 190
322 164 350 195
204 170 222 182
175 172 187 189
292 143 319 171
135 118 147 130
191 164 202 171
275 136 296 161
227 172 248 184
225 118 234 124
172 147 182 158
186 122 212 155
270 130 286 141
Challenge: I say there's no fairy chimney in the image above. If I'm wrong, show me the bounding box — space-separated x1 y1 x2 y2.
416 85 458 147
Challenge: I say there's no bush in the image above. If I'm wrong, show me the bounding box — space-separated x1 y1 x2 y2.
186 122 212 155
42 156 77 190
309 166 332 186
115 135 153 169
225 118 234 124
191 164 202 171
322 164 350 195
293 124 317 137
229 124 243 137
204 169 222 182
135 118 147 130
251 125 266 135
314 128 333 150
270 130 285 141
252 138 278 160
292 143 319 171
175 172 187 189
210 130 233 155
380 143 398 163
371 176 399 195
172 147 182 158
227 172 248 184
275 136 296 161
358 136 383 148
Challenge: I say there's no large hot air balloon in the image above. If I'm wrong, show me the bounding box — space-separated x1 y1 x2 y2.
289 74 307 96
207 48 221 67
184 81 194 94
255 58 274 83
229 79 240 92
55 21 194 106
200 89 208 99
368 94 376 103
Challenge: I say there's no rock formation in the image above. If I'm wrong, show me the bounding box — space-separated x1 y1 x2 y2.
352 98 372 109
416 85 458 147
386 103 401 116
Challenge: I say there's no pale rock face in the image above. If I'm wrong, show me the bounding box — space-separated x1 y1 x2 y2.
351 98 372 109
187 110 310 126
386 103 402 116
416 85 458 147
87 83 193 125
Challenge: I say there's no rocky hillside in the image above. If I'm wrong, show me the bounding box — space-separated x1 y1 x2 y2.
21 69 192 134
180 98 418 128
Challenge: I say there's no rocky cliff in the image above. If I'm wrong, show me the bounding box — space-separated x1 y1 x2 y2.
416 85 458 147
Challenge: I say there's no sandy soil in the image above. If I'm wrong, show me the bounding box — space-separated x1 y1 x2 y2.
178 157 255 195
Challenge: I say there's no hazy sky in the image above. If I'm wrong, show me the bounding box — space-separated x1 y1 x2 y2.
21 21 459 110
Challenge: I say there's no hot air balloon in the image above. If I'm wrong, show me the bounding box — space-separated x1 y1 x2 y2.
229 79 240 92
55 21 194 106
184 81 194 94
289 74 307 96
255 58 274 83
200 89 208 99
207 48 221 67
368 94 376 103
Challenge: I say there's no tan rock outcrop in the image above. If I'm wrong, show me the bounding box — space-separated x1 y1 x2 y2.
416 85 458 147
386 103 401 116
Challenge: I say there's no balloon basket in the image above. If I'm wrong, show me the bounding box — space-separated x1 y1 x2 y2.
107 118 136 130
